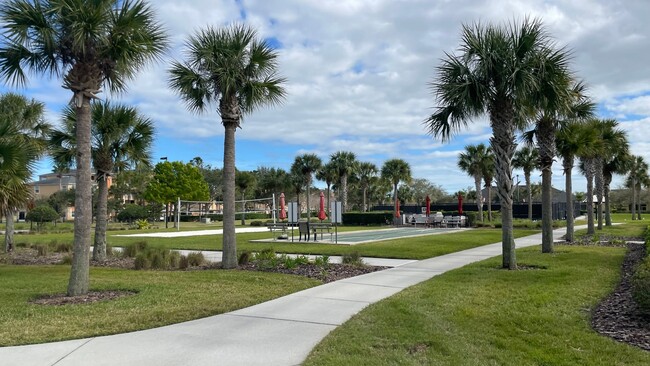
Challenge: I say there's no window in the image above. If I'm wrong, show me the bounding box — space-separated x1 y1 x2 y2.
34 185 39 193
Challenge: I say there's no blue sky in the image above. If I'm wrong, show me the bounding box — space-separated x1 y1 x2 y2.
5 0 650 194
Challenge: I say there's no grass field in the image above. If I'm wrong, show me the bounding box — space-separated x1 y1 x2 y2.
0 265 318 346
304 245 650 365
574 213 648 238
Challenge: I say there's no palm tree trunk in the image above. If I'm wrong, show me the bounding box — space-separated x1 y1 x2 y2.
525 173 532 220
564 157 575 242
490 109 516 269
538 119 555 253
341 174 348 212
393 183 399 225
487 185 493 221
362 186 368 212
5 210 14 252
306 180 311 222
474 175 483 222
222 122 237 269
68 96 93 296
93 174 109 261
604 174 613 226
241 192 246 225
585 159 595 235
632 177 636 220
326 184 331 217
637 185 642 220
595 159 604 230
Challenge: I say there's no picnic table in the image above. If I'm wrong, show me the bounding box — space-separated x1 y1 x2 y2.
297 221 333 242
266 222 290 240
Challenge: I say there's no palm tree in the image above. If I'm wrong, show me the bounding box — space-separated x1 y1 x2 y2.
329 151 357 212
482 148 495 221
525 81 594 251
458 144 490 222
291 154 322 222
50 103 154 261
593 119 628 229
603 151 630 226
627 156 649 221
425 19 571 269
316 162 337 217
556 121 594 242
512 146 539 220
577 120 605 235
235 171 257 225
381 159 411 223
0 93 49 251
357 162 378 212
0 0 167 296
169 25 286 269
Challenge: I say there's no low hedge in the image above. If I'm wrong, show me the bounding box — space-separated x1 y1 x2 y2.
631 226 650 315
342 211 392 226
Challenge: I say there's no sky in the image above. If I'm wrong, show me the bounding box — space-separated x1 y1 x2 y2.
3 0 650 195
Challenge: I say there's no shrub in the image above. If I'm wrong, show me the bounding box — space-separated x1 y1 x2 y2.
168 251 181 268
26 205 59 229
238 251 252 265
179 255 189 270
254 248 276 261
150 251 165 270
632 260 650 315
60 255 72 265
117 204 149 223
342 212 393 226
249 220 264 227
342 251 364 266
295 255 310 266
283 256 298 269
314 255 330 268
186 252 205 267
134 253 151 270
36 244 49 257
122 241 148 258
135 219 150 230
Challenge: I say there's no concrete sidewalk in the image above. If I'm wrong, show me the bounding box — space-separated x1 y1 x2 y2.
0 227 580 366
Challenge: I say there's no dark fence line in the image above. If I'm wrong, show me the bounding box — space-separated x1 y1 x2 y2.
372 202 581 220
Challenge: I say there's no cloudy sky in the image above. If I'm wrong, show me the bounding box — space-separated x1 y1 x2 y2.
4 0 650 194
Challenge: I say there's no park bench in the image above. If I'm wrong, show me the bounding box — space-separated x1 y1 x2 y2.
266 222 289 241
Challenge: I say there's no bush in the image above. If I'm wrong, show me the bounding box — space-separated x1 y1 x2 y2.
186 252 205 267
54 242 72 253
168 251 181 268
36 244 49 256
294 255 310 266
150 251 165 270
117 204 149 223
314 255 330 268
179 255 189 270
26 205 59 228
342 212 393 226
134 253 151 270
283 256 297 269
632 227 650 315
60 255 72 265
249 220 264 227
122 241 148 258
135 219 150 230
342 251 364 266
238 251 252 265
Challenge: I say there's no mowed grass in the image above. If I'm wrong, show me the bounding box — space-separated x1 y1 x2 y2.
575 213 648 238
10 227 539 260
0 265 318 346
304 245 650 365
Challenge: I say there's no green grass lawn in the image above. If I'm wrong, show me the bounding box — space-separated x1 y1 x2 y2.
0 265 318 346
304 245 650 365
575 213 648 238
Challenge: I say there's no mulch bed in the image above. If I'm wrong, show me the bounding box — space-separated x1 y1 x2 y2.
591 242 650 351
30 290 136 306
238 262 388 283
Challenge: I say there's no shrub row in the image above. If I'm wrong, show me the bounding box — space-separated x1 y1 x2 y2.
632 226 650 315
121 241 205 270
342 212 393 226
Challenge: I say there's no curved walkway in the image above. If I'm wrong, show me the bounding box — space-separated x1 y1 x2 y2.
1 227 582 366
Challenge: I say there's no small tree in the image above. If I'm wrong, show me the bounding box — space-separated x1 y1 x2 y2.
26 205 59 230
116 204 149 223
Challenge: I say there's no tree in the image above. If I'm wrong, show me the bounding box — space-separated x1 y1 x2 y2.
593 119 628 229
357 162 378 212
381 159 411 222
556 121 595 242
256 166 289 215
116 204 149 223
144 161 210 227
50 102 154 261
577 120 605 235
0 93 48 252
481 149 496 221
26 205 59 230
525 81 593 252
458 144 490 222
512 146 539 220
0 0 168 296
316 162 338 217
291 154 322 221
627 156 649 221
169 24 286 269
425 19 569 269
235 171 257 225
330 151 357 212
603 151 630 226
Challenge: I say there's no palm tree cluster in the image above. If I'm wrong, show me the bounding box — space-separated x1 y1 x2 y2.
427 18 638 268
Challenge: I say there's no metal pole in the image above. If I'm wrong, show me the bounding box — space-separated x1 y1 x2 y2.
272 193 276 224
177 197 180 231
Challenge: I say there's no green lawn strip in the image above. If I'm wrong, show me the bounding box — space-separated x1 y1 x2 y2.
574 213 648 238
304 245 650 366
0 265 318 346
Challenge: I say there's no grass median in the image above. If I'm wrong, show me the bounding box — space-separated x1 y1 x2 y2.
304 245 650 365
0 265 318 346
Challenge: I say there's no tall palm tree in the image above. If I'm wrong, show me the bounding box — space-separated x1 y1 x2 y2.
235 171 256 225
316 162 337 217
381 159 411 223
291 154 322 222
593 119 628 230
627 156 649 221
458 144 490 222
330 151 357 212
0 93 49 251
169 25 286 269
603 151 630 226
525 81 594 252
556 121 595 242
357 162 378 212
482 148 495 221
512 146 539 220
425 19 571 269
50 103 154 261
577 120 605 235
0 0 167 296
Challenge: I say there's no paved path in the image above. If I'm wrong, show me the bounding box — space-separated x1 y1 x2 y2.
112 227 268 238
0 227 581 366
